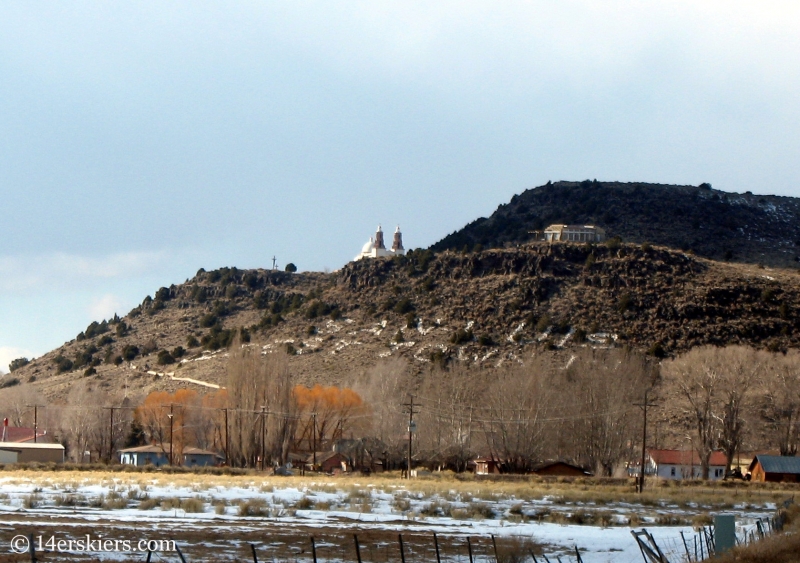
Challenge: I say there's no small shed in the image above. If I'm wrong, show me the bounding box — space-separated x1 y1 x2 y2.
532 461 592 477
474 457 502 475
748 455 800 483
309 451 351 474
0 442 65 463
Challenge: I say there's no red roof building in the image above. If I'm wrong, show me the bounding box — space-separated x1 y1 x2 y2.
631 449 728 480
0 426 51 443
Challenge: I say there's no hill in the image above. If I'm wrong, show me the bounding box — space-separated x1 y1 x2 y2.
7 243 800 402
431 181 800 269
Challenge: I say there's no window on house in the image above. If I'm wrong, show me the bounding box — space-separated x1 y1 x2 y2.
671 467 675 477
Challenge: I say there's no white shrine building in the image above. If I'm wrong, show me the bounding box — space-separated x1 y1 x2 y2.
355 225 405 261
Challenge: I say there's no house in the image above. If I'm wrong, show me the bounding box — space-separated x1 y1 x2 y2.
119 445 222 467
181 447 224 468
307 451 351 474
473 457 502 475
540 224 606 243
532 461 592 477
748 455 800 483
355 226 405 261
0 442 65 463
640 449 727 480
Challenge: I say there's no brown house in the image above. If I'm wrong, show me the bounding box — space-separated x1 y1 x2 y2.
748 455 800 483
308 451 351 474
532 461 592 477
473 457 502 475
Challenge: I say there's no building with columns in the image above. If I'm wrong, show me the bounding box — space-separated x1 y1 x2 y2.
355 225 405 261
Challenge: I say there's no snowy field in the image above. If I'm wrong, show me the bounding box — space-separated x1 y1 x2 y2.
0 473 776 562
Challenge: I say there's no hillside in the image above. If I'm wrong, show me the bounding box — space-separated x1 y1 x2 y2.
7 243 800 402
431 181 800 269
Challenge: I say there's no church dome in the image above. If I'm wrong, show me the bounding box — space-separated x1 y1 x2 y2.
361 238 375 253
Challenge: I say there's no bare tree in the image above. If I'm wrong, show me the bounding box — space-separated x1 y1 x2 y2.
759 350 800 456
477 363 550 473
416 363 481 471
0 384 46 429
713 346 762 471
226 345 296 467
349 358 411 468
664 345 761 478
558 349 651 476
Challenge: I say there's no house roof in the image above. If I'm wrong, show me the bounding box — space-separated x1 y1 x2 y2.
118 445 221 457
649 449 727 467
0 442 64 451
306 451 346 464
0 427 51 443
532 461 591 475
749 455 800 475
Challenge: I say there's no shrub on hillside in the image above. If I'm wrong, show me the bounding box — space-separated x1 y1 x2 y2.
0 377 20 389
393 298 415 315
157 350 175 365
9 357 29 372
605 236 622 251
53 356 74 373
450 328 473 345
285 263 297 273
122 345 139 361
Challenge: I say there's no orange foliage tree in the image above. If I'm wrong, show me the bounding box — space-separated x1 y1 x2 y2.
292 384 365 451
134 389 230 461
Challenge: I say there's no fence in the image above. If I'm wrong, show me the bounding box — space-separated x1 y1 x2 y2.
631 498 794 563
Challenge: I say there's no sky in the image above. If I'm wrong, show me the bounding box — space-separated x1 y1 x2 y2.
1 1 799 372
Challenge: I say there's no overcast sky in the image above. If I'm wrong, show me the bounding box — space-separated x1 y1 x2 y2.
2 1 799 371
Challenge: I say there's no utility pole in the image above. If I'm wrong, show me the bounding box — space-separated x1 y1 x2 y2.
260 406 266 471
634 390 659 493
312 412 317 471
271 256 277 271
401 395 421 479
167 404 174 466
103 407 116 464
223 408 229 467
27 405 45 443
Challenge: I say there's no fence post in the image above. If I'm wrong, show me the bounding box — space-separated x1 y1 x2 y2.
28 534 37 563
174 542 187 563
574 546 583 563
399 534 405 563
433 533 441 563
250 543 259 563
467 537 474 563
680 531 692 562
311 536 317 563
145 550 152 563
353 534 362 563
492 534 499 563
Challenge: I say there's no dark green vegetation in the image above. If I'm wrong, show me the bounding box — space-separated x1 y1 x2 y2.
431 181 800 269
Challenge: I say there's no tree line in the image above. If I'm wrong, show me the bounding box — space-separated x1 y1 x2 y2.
1 344 797 477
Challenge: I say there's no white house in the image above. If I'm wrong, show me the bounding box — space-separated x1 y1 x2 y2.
542 224 606 243
639 449 728 480
355 226 405 261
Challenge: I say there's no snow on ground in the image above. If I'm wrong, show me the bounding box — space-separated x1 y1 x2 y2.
0 476 773 562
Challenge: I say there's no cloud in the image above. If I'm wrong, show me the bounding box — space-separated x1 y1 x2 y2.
0 346 36 374
88 294 124 322
0 251 168 294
